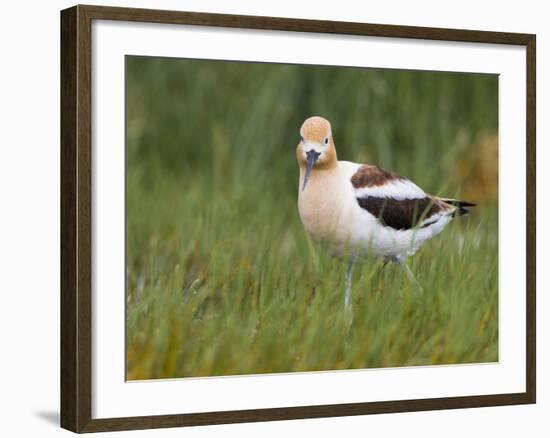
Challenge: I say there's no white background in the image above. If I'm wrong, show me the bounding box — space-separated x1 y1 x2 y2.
0 0 546 437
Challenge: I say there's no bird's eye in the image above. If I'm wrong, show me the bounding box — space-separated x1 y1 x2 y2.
324 137 329 144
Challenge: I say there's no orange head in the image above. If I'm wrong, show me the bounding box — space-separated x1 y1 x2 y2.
296 116 337 190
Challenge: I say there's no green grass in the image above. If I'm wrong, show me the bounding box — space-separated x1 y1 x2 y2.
125 56 499 380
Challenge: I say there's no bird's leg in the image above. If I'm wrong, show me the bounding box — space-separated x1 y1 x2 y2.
344 256 355 312
395 256 423 293
375 257 391 290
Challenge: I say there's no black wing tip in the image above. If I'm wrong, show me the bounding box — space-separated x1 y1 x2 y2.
440 198 476 217
441 198 477 208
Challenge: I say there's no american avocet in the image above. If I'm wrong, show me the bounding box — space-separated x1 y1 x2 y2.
297 116 475 312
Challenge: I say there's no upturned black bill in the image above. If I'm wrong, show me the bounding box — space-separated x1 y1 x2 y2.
302 149 321 191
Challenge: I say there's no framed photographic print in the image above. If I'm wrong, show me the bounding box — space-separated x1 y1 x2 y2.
60 4 536 433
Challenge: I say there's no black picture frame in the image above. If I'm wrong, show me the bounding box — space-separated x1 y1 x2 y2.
61 4 536 432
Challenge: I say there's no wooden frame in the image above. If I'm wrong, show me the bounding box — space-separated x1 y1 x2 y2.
60 4 536 433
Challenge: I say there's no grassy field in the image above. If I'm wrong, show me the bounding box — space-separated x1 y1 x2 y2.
125 56 499 380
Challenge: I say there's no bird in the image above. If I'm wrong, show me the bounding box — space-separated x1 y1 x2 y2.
296 116 475 312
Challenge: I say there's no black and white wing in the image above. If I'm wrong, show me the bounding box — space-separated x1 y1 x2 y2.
350 165 470 230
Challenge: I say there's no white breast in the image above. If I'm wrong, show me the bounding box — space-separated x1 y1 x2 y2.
298 161 361 255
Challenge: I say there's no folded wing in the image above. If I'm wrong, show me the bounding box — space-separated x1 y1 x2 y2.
351 165 455 230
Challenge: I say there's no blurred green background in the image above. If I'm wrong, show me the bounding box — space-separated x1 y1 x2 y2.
126 56 498 380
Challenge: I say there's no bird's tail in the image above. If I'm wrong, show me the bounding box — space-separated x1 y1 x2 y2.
440 198 477 217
